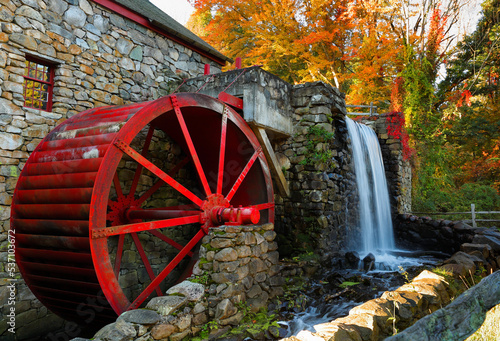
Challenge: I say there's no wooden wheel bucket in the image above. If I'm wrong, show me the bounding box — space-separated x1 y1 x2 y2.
11 93 274 322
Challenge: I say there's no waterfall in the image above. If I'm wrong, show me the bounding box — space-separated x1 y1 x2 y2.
345 117 395 253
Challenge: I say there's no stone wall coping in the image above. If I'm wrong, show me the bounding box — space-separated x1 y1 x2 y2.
20 48 66 65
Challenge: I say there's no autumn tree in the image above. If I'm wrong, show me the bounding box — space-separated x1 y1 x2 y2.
188 0 406 102
187 0 305 83
437 0 500 191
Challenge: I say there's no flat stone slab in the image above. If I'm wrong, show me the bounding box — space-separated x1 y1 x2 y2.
117 309 161 325
146 295 187 316
166 281 205 302
472 235 500 253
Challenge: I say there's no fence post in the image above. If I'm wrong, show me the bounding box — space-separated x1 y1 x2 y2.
471 203 477 228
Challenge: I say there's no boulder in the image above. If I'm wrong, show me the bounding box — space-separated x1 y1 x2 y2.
345 251 360 269
150 324 176 340
348 298 394 334
313 322 362 341
94 319 136 341
215 299 237 320
362 253 376 271
443 251 477 274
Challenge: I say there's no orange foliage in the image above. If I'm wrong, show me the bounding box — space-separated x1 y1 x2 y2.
460 146 500 193
188 0 404 100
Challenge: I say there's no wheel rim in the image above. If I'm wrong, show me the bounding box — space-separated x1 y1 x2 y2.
90 93 274 314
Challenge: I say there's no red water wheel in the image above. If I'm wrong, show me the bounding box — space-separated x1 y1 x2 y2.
11 93 274 323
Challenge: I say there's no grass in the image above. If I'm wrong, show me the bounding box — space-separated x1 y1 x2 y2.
465 303 500 341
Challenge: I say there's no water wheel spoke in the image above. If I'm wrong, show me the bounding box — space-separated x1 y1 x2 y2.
92 215 201 238
113 173 125 199
126 208 200 220
148 230 194 257
114 139 203 207
217 107 228 194
171 95 212 196
113 234 125 278
129 125 155 198
226 148 262 202
131 232 162 297
250 202 275 211
135 157 190 206
127 229 205 310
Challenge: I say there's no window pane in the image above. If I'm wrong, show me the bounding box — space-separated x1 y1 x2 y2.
29 65 36 78
23 59 52 111
36 66 43 81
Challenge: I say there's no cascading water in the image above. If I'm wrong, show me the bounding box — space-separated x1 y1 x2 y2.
281 117 441 338
345 117 395 253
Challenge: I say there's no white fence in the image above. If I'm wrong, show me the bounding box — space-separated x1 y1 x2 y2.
409 204 500 228
346 103 378 116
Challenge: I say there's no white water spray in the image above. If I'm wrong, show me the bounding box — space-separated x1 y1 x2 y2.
345 117 395 253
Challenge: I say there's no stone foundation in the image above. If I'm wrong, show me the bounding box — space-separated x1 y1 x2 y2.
61 223 282 341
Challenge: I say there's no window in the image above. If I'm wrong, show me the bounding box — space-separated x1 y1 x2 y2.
23 58 54 111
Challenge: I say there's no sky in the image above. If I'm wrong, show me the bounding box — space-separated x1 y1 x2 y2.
150 0 195 25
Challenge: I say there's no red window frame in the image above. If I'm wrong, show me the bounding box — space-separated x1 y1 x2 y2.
23 57 55 111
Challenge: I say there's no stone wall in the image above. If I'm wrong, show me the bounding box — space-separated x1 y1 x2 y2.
394 214 475 254
68 223 282 341
274 82 359 257
395 214 500 273
0 0 222 339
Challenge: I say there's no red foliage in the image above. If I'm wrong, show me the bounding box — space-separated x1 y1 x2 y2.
460 147 500 193
390 77 404 112
386 111 415 160
457 89 472 107
426 8 447 63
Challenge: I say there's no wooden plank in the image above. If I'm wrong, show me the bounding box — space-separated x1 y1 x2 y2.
218 92 243 110
253 127 290 197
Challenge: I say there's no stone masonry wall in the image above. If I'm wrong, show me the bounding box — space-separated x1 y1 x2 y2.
0 0 222 339
274 81 359 258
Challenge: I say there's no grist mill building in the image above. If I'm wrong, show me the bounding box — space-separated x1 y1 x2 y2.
0 0 410 339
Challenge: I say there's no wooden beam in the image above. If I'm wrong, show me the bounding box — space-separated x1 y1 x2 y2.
253 127 290 197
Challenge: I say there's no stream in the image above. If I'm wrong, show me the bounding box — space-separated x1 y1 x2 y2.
278 251 445 339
